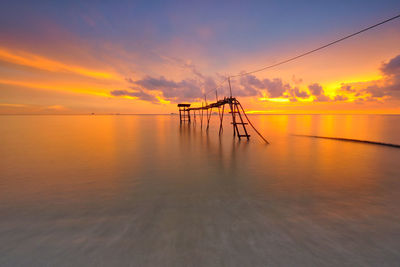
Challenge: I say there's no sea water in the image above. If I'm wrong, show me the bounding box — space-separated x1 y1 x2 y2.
1 115 400 266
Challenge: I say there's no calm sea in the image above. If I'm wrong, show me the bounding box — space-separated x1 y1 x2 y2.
1 114 400 266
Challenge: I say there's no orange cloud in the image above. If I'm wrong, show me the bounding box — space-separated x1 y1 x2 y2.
0 103 28 108
0 78 111 97
0 47 121 80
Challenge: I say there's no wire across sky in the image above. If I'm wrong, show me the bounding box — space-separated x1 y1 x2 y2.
204 12 400 97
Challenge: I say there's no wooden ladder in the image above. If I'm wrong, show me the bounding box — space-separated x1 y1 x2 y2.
229 98 250 140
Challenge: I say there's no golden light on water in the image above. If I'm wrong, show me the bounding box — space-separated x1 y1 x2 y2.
1 2 400 265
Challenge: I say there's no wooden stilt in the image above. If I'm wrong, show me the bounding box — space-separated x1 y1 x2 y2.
219 104 225 134
201 102 204 129
206 107 212 130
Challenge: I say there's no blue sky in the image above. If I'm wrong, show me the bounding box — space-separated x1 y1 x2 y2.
1 0 400 113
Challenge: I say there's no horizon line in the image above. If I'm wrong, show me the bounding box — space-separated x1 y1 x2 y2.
1 113 400 116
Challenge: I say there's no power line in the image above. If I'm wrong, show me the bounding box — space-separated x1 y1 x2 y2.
204 76 228 97
200 12 400 99
229 13 400 78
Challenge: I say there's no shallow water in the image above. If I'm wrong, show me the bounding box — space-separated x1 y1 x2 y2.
1 114 400 266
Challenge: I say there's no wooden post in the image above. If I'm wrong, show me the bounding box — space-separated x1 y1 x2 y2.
219 104 225 134
201 102 204 129
229 100 235 136
207 107 212 130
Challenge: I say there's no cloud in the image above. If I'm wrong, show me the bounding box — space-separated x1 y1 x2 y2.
292 87 309 98
182 60 205 80
239 74 265 89
334 95 348 101
120 73 294 103
239 74 290 98
115 53 400 105
41 105 67 111
110 89 159 103
159 56 208 81
381 54 400 76
0 103 27 108
122 72 338 104
264 78 291 98
307 83 332 102
363 85 386 98
339 84 356 93
133 76 205 102
380 55 400 98
122 61 225 103
315 95 331 102
113 60 222 103
0 78 111 97
338 54 400 101
0 47 120 80
308 83 323 96
292 75 303 85
237 75 263 97
0 103 69 114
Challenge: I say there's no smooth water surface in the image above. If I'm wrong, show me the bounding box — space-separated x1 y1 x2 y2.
1 115 400 266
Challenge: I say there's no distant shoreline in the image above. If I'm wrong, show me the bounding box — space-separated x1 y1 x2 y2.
1 113 400 116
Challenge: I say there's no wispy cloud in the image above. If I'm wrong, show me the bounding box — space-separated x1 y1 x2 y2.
0 103 28 108
0 79 111 97
0 103 69 114
133 76 204 102
110 89 159 103
0 47 120 80
338 54 400 101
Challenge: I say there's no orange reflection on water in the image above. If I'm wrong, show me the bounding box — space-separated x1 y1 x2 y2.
1 114 400 265
0 115 123 204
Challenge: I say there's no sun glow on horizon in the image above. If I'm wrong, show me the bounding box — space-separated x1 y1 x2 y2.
0 1 400 115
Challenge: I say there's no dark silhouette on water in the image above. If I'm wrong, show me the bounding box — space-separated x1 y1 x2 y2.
294 134 400 148
178 97 269 144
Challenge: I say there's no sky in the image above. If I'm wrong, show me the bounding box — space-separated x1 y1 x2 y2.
1 0 400 114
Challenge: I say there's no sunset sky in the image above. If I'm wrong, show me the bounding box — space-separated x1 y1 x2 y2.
1 0 400 114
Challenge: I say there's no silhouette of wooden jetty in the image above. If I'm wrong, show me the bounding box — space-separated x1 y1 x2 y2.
177 104 191 123
178 97 269 143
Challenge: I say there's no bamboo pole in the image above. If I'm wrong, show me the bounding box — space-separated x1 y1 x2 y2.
237 101 269 144
219 104 225 134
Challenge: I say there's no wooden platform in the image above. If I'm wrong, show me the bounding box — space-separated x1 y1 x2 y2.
177 97 269 143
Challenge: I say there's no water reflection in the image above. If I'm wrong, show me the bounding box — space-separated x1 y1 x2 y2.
1 115 400 266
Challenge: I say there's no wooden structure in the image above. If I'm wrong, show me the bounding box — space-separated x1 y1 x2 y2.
178 103 191 123
177 97 269 143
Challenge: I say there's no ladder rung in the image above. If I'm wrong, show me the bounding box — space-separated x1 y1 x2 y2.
239 135 250 137
231 122 248 125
